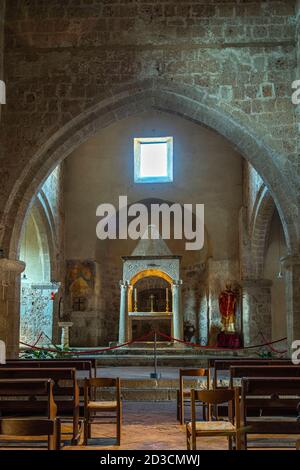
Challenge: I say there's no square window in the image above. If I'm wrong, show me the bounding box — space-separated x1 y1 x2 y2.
134 137 173 183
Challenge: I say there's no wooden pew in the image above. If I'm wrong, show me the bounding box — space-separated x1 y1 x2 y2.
5 358 97 378
210 359 292 390
0 368 81 445
230 365 300 389
0 418 61 450
241 377 300 449
0 378 56 419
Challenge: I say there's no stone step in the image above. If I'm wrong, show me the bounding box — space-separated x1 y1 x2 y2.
97 355 209 367
93 377 209 401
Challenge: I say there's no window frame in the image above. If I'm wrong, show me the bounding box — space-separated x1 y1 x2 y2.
134 136 173 184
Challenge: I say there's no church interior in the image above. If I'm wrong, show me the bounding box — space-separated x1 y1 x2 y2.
0 0 300 455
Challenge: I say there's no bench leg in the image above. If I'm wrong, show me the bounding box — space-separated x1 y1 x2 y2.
83 411 89 445
191 431 196 451
186 428 191 450
117 405 122 446
176 391 180 421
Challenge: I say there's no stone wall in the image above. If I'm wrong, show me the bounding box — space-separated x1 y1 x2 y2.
0 0 299 256
0 1 300 353
63 110 242 345
0 0 4 121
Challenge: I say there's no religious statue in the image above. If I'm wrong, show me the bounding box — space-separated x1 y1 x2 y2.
218 282 237 333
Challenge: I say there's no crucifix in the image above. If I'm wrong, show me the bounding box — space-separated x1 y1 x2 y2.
72 296 86 311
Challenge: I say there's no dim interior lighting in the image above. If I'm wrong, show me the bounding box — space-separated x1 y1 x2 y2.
0 80 6 105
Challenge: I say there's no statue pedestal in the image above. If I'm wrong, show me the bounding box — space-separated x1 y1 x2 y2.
58 322 73 348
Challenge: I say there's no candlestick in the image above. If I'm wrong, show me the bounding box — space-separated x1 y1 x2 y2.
134 288 138 312
166 287 169 313
150 294 154 312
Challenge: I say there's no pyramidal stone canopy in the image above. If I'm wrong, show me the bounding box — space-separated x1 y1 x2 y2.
131 225 172 257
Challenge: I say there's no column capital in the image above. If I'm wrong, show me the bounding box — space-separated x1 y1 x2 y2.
119 280 130 288
0 258 25 277
172 279 183 288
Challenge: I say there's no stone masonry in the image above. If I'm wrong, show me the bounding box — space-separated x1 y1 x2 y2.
0 1 300 355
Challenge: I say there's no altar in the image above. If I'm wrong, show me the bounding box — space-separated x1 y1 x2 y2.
118 226 184 345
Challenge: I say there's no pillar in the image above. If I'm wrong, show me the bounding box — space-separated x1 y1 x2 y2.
172 280 184 345
282 256 300 355
241 279 272 346
58 321 73 348
0 258 25 358
118 281 129 344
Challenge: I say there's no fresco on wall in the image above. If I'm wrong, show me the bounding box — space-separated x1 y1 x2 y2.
66 260 95 311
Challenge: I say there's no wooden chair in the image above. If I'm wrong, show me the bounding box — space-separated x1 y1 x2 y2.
186 388 242 451
83 378 122 445
177 368 209 424
0 418 61 450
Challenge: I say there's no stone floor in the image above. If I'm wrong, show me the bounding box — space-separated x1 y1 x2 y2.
1 400 298 450
64 401 298 451
65 401 228 450
97 366 188 379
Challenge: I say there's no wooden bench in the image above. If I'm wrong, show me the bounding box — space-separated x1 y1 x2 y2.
0 368 81 444
230 365 300 389
0 418 61 450
0 378 56 419
5 359 97 378
241 377 300 449
210 359 292 390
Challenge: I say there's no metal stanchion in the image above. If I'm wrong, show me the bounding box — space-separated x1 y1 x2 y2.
150 331 161 379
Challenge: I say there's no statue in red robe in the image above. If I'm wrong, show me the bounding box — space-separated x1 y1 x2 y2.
218 283 237 333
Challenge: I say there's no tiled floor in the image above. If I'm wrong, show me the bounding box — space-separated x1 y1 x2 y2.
65 401 228 450
64 401 298 451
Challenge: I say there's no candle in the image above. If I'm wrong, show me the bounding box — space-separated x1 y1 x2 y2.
134 288 137 303
166 287 169 301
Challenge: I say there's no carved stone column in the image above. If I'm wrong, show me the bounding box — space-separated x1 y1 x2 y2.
172 280 184 346
241 279 272 346
281 256 300 354
118 281 129 345
58 321 73 348
0 258 25 358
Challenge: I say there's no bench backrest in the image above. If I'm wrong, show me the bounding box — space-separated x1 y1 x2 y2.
230 365 300 387
6 359 96 377
0 368 78 404
0 378 57 419
241 377 300 434
212 359 292 389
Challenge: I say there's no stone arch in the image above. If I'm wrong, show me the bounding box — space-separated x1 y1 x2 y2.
2 79 298 260
250 185 276 278
130 269 173 286
32 195 59 281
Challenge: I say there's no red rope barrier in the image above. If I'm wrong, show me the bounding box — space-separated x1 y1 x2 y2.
20 329 288 356
19 330 154 355
259 332 287 354
155 330 287 352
